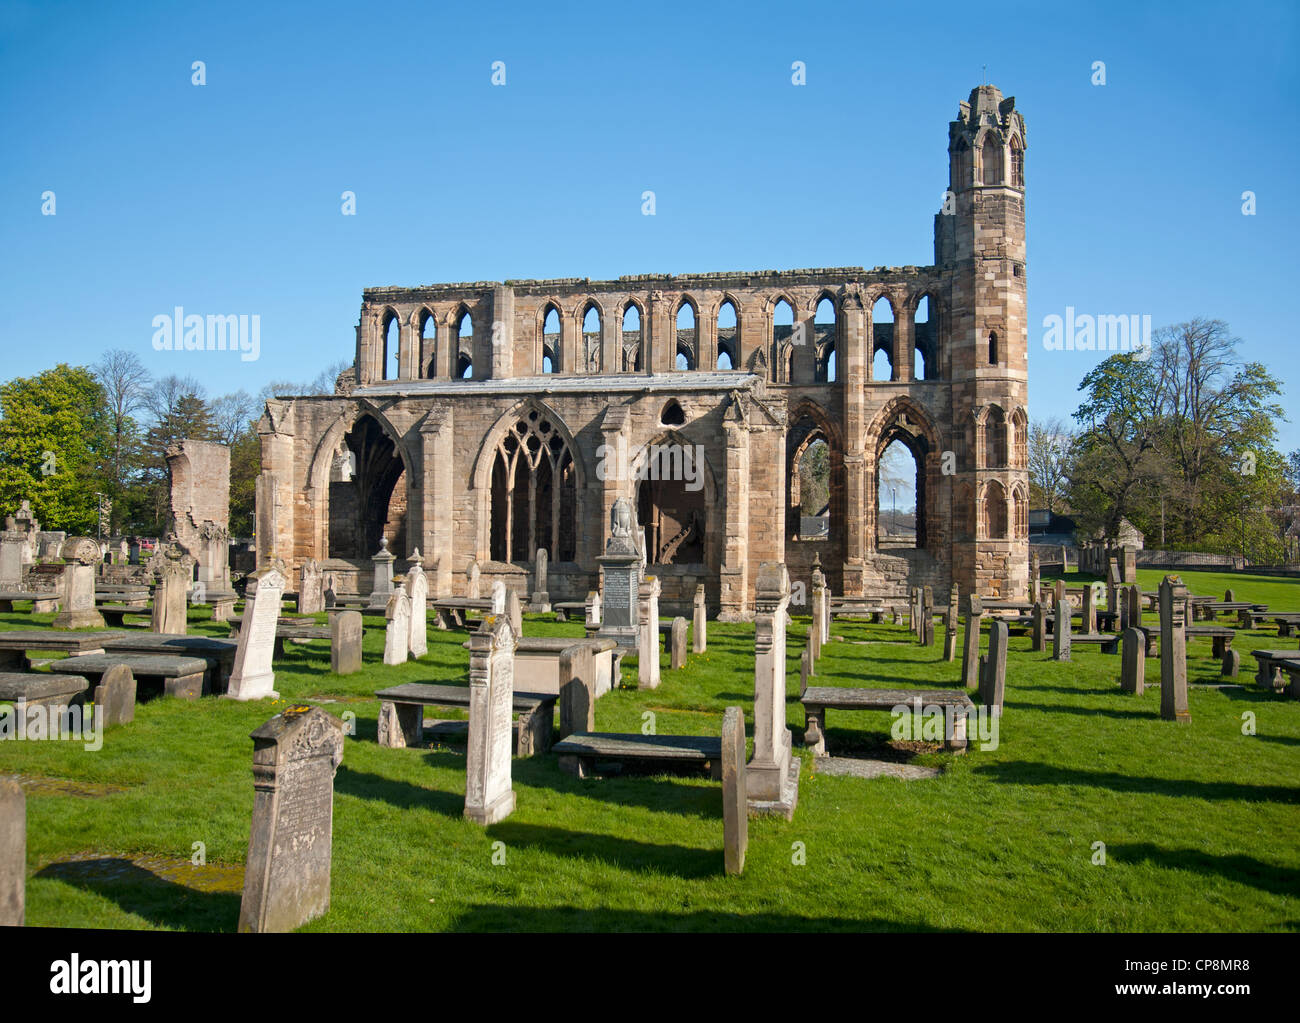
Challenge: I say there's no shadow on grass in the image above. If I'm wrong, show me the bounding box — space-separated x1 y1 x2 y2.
35 857 241 932
1109 843 1300 899
976 761 1300 804
1007 701 1154 720
485 821 717 880
513 757 722 818
448 903 965 932
334 764 464 817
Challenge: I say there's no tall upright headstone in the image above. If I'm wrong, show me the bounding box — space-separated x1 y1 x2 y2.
981 619 1008 716
0 516 25 588
693 584 707 653
721 706 747 876
405 555 428 659
330 610 363 675
748 563 798 818
226 567 286 700
465 616 517 825
585 589 602 628
1031 600 1046 652
811 557 828 645
961 594 983 688
558 644 596 739
507 588 522 639
1052 591 1072 662
52 538 104 629
1082 583 1097 634
1106 556 1121 616
465 558 481 600
637 575 662 689
530 548 550 612
383 589 411 666
1159 575 1191 723
238 705 344 933
670 616 688 670
367 538 396 612
596 497 641 649
297 559 324 614
921 586 935 647
1129 584 1143 628
943 584 959 661
490 580 506 615
1029 551 1041 602
152 557 190 635
0 776 23 926
1120 627 1145 695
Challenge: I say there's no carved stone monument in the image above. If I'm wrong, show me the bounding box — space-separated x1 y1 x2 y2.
1159 575 1191 723
671 616 688 670
405 553 428 659
491 580 506 616
1121 627 1145 695
981 619 1008 716
238 704 344 933
722 705 747 876
961 594 983 688
330 610 363 675
297 558 324 614
52 537 104 629
693 584 707 653
530 548 550 612
637 575 661 689
367 538 396 612
226 567 285 700
596 497 641 650
152 555 190 635
383 589 411 666
748 563 798 819
464 616 518 825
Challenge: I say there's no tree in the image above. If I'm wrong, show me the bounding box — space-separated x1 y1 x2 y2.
93 349 152 533
1028 416 1074 514
0 364 111 532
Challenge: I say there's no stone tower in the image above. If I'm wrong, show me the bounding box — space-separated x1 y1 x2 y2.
936 84 1030 598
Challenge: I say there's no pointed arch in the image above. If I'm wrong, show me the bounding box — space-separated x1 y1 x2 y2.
631 428 719 568
581 299 603 373
716 296 740 370
417 307 438 378
675 296 698 370
982 479 1008 539
539 302 561 374
621 299 644 372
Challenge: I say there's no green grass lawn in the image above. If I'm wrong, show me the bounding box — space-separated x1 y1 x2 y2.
2 568 1298 932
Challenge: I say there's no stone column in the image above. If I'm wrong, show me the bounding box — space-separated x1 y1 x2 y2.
718 405 750 620
419 407 454 596
840 291 866 595
1158 575 1190 723
1082 583 1097 634
367 538 396 611
693 584 707 653
748 563 797 818
961 594 983 688
637 575 661 689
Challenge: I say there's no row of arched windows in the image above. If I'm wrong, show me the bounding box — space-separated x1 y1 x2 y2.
951 132 1025 190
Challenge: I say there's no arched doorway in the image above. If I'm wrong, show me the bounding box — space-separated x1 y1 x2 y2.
328 415 407 561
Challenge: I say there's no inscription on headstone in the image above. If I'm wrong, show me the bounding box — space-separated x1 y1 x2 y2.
226 567 285 700
465 617 517 825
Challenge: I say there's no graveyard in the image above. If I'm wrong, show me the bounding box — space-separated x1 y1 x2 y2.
1 563 1296 932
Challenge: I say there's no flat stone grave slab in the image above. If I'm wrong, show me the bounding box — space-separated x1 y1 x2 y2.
101 634 238 694
800 686 974 755
553 731 724 779
0 630 127 671
811 757 942 781
95 604 151 628
0 671 90 708
0 592 60 613
51 653 208 701
374 682 556 757
1068 633 1121 653
552 602 585 622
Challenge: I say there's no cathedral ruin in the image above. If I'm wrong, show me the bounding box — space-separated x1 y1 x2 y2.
255 84 1030 617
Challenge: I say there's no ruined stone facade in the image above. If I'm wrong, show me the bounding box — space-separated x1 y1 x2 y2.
255 85 1030 614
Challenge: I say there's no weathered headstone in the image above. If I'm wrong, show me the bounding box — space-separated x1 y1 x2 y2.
748 563 797 817
1129 584 1143 628
464 616 517 825
1159 575 1191 723
152 558 189 635
585 589 601 628
693 584 707 653
1106 556 1121 616
1222 648 1240 678
53 539 104 629
323 573 337 609
1120 627 1145 694
330 610 362 675
800 646 810 693
961 594 983 688
507 588 522 639
921 586 935 647
721 706 747 876
942 585 959 662
1052 592 1072 662
367 538 396 612
405 555 428 659
1082 583 1097 634
1031 600 1047 652
637 575 661 689
809 597 822 663
93 663 136 727
1223 588 1234 603
0 777 24 926
226 567 285 700
383 589 411 666
490 580 506 616
238 704 344 933
1029 551 1041 602
670 616 688 670
530 548 550 612
297 558 324 614
559 644 595 739
465 558 481 600
981 619 1008 716
596 497 641 649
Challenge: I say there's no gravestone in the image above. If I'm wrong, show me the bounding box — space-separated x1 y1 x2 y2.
921 586 935 647
330 610 363 675
981 619 1008 716
490 579 507 616
910 587 921 639
323 573 337 609
1082 583 1097 634
693 584 707 653
559 645 595 739
943 585 959 661
152 558 190 635
93 663 136 727
811 557 828 645
1120 627 1145 695
464 616 517 825
1060 544 1069 571
722 706 747 876
367 538 396 612
1129 584 1143 629
530 548 550 612
1029 551 1041 602
53 538 104 629
405 555 428 659
961 595 983 688
1031 601 1046 652
800 646 810 693
748 563 798 818
585 589 602 628
383 589 411 666
297 559 324 614
1107 556 1121 615
465 559 481 599
637 575 661 689
1159 575 1191 723
507 588 522 639
1224 587 1234 603
226 567 285 700
1052 592 1072 662
238 704 344 933
596 497 641 649
0 777 23 926
671 616 688 670
809 597 822 663
1053 579 1066 610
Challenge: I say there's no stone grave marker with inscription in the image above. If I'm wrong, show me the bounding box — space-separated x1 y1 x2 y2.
226 567 285 700
331 610 363 675
406 555 428 659
1121 627 1145 695
961 595 983 688
297 559 324 614
1159 575 1191 723
748 563 798 819
464 616 518 825
384 589 411 666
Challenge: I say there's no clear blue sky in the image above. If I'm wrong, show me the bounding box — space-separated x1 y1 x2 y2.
1 0 1296 461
